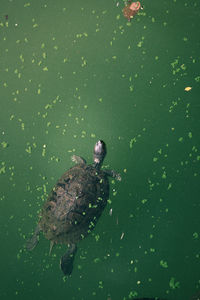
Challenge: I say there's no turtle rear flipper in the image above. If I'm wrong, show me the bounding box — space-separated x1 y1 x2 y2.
26 226 40 251
60 244 77 275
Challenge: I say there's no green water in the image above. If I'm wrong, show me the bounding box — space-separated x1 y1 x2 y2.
0 0 200 299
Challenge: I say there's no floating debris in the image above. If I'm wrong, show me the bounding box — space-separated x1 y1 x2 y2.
184 86 192 91
120 232 124 240
160 260 168 268
169 277 180 289
123 1 142 21
1 141 9 148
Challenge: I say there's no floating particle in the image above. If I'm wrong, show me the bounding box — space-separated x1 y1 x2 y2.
137 41 143 47
1 141 8 148
193 232 198 239
113 190 117 196
0 162 6 174
120 232 124 240
25 146 32 154
167 183 172 190
141 199 147 204
184 86 192 91
109 208 113 216
129 137 136 148
178 137 183 142
42 144 46 157
95 234 100 242
150 248 155 252
129 291 138 298
169 277 180 289
129 85 134 92
20 54 24 63
195 76 200 82
160 260 168 268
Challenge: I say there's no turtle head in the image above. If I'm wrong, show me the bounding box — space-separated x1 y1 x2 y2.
93 140 107 168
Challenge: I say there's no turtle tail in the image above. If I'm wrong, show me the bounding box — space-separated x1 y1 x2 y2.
60 244 77 276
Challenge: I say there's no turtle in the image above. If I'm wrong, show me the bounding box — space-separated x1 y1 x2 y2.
26 140 121 275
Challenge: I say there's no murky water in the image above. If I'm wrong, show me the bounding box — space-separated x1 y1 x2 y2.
0 0 200 299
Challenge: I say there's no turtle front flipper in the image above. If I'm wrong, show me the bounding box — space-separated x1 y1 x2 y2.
71 155 86 164
60 244 77 275
104 169 121 181
26 225 40 251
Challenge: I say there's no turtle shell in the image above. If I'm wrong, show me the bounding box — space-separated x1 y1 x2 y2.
39 163 109 245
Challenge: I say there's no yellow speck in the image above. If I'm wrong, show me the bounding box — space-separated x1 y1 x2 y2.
184 86 192 91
